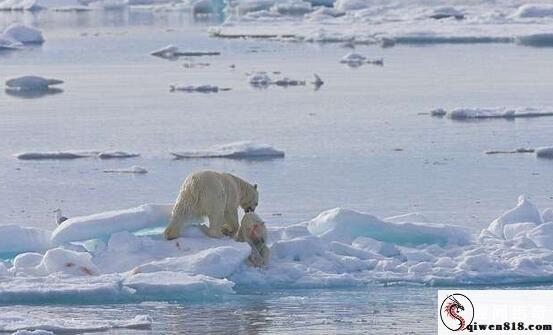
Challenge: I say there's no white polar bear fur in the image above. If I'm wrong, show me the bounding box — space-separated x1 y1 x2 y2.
164 170 258 240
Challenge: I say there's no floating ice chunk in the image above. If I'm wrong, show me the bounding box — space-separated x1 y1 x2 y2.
103 166 148 174
485 195 543 239
339 53 382 67
430 108 447 117
0 273 129 304
169 84 224 93
150 45 220 60
51 204 172 244
536 147 553 159
0 309 151 333
448 107 553 120
124 272 235 299
171 141 285 159
11 330 54 335
5 76 63 92
15 151 97 160
512 4 553 18
0 225 51 254
3 24 44 44
97 151 140 159
429 6 464 20
87 0 129 10
248 72 272 87
485 148 534 155
308 208 470 246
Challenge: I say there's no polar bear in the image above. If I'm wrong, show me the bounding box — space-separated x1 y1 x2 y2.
164 170 258 240
236 212 270 267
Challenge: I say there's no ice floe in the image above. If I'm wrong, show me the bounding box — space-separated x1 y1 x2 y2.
171 141 285 159
169 84 229 93
340 52 383 67
429 107 553 120
3 195 553 303
0 310 151 333
3 24 44 44
5 76 63 92
14 150 139 160
248 72 321 88
211 1 553 48
51 203 172 245
485 148 534 155
103 166 148 174
150 45 220 60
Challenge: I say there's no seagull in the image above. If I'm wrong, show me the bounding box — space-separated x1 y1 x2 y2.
54 209 68 225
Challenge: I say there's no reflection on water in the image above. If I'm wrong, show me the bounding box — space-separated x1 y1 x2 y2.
5 87 64 99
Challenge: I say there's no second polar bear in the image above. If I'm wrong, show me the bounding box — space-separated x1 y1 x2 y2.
164 170 258 240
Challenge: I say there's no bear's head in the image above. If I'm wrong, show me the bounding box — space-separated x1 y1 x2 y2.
241 182 258 213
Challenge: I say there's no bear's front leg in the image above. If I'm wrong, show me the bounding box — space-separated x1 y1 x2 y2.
164 221 182 240
222 209 239 237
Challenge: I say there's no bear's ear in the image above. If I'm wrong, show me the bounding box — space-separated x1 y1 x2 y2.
253 184 258 190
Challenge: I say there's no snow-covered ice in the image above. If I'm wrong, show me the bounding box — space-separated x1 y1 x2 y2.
15 150 139 160
51 203 172 244
0 310 151 333
210 1 553 48
5 76 63 92
3 24 44 44
0 225 51 254
429 107 553 120
2 195 553 304
171 141 285 159
340 52 383 67
97 151 140 159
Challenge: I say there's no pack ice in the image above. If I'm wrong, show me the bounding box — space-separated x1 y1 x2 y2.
1 195 553 304
171 141 285 159
210 1 553 48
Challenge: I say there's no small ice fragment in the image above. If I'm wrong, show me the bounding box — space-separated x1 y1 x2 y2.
103 166 148 174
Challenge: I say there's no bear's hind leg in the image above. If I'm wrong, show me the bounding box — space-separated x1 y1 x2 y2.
202 212 225 238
